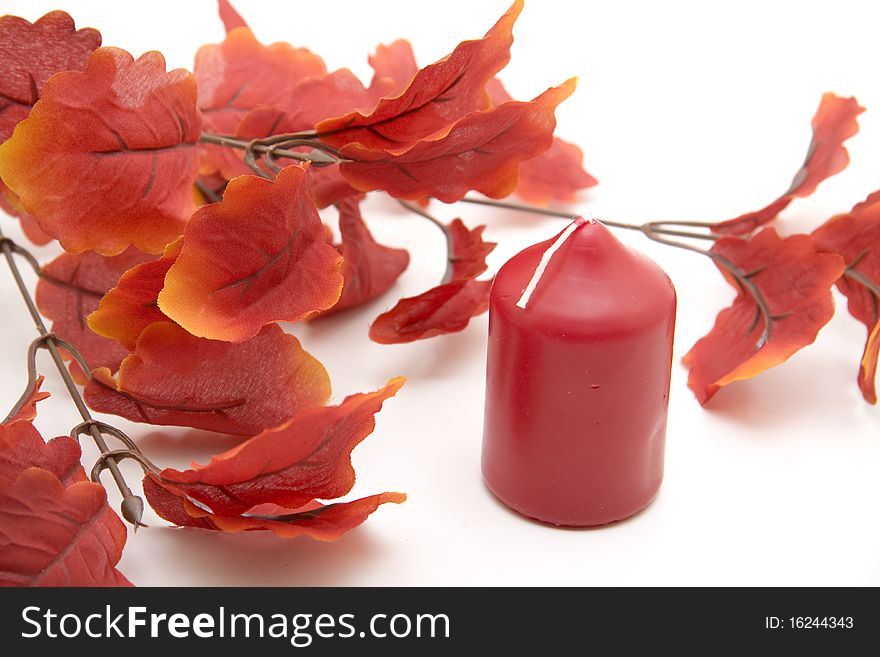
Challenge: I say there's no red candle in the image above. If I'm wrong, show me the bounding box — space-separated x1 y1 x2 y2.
481 217 676 526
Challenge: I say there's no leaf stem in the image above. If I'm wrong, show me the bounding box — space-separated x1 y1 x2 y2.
0 229 146 527
398 200 455 284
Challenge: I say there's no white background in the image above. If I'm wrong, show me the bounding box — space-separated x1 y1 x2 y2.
2 0 879 586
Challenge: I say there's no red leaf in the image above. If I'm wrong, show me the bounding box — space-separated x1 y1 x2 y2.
88 239 181 351
713 93 864 236
158 165 343 342
487 78 596 204
338 80 575 202
368 39 418 99
321 198 409 315
196 27 326 178
143 476 404 541
217 0 248 33
369 218 495 343
812 192 880 403
683 229 845 404
36 248 155 383
0 182 52 245
0 468 131 586
0 11 101 143
154 377 404 514
308 165 364 209
0 48 201 255
0 377 85 486
316 0 523 150
84 321 331 435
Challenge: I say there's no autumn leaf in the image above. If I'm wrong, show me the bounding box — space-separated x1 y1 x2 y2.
217 0 248 33
87 239 181 350
84 321 331 435
152 378 404 514
143 476 404 541
195 26 326 178
0 47 201 255
338 80 577 202
0 11 101 143
683 228 845 404
0 468 131 586
36 248 155 383
487 77 596 204
712 93 864 236
0 377 84 486
812 192 880 403
158 165 343 342
370 218 495 343
320 198 409 315
368 39 418 100
309 165 364 209
316 0 523 150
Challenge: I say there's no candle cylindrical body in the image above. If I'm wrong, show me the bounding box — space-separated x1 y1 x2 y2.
481 219 676 526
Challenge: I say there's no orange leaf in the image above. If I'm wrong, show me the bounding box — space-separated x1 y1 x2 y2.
321 198 409 315
0 181 53 245
713 93 864 235
196 27 326 178
338 80 576 202
159 165 343 342
0 468 131 586
487 78 596 204
84 321 330 435
683 229 845 404
143 476 404 541
36 248 155 383
370 218 495 343
217 0 248 33
154 378 404 514
316 0 522 150
812 192 880 403
88 239 181 350
0 47 201 255
368 39 418 100
0 11 100 143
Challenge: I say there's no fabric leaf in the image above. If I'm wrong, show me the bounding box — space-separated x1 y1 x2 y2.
683 228 845 404
812 192 880 403
338 80 576 202
712 93 864 235
0 47 201 255
84 321 331 435
217 0 249 33
158 165 343 342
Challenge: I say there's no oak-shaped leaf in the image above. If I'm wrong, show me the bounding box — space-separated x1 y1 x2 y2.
0 182 52 245
152 377 404 514
683 228 845 404
144 476 405 541
487 78 596 204
0 468 131 586
195 26 326 178
158 165 343 342
320 198 409 315
338 80 576 202
36 247 155 383
713 93 863 235
84 321 330 435
88 239 181 350
367 39 418 100
0 11 101 143
812 192 880 403
370 218 495 343
0 47 201 255
0 377 84 486
316 0 522 150
217 0 248 33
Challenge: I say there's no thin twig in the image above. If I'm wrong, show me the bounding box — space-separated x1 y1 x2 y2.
0 230 146 527
398 200 456 284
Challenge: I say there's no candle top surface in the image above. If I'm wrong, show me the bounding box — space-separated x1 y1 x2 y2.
492 219 675 339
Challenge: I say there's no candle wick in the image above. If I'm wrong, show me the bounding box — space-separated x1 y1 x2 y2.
516 214 591 310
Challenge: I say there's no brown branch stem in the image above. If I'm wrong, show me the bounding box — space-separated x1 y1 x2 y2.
398 200 456 284
0 229 146 527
